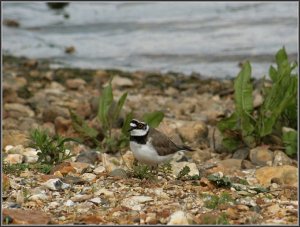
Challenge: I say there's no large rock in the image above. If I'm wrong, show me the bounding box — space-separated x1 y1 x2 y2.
273 150 293 166
66 78 86 90
208 159 242 175
167 211 192 225
177 121 208 143
42 106 69 122
249 146 274 166
191 148 211 164
75 151 101 165
111 76 134 89
255 165 298 187
4 154 24 164
2 130 30 147
4 103 35 118
171 161 199 177
121 196 153 211
3 208 51 224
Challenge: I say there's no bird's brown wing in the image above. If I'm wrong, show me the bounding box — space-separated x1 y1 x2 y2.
148 128 181 156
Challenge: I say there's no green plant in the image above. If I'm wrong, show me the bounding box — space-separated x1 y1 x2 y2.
176 165 191 180
3 163 53 175
216 213 230 225
217 47 297 155
201 192 234 209
130 164 155 180
29 128 81 165
207 173 232 188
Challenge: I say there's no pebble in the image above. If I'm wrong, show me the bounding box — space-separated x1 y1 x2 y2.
65 199 75 207
93 166 106 174
4 154 24 164
177 121 208 143
89 197 102 204
121 196 153 211
171 161 199 177
81 173 96 182
2 208 51 224
167 210 190 225
42 179 70 191
255 165 298 187
249 146 274 166
273 150 293 166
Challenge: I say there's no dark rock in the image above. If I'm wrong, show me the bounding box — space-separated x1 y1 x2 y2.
75 151 101 165
232 148 249 160
108 168 128 178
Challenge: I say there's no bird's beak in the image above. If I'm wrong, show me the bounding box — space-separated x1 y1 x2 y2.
128 127 134 132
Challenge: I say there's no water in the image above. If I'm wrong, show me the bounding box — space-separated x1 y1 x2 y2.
3 2 298 78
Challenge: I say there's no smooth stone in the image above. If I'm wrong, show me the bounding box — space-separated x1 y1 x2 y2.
42 179 70 190
93 166 106 174
249 146 274 166
108 168 128 178
4 103 35 118
4 154 24 164
255 165 298 187
66 78 86 89
89 197 102 204
65 199 75 207
111 76 134 88
232 148 249 160
170 161 199 177
167 211 190 225
2 208 51 224
177 121 208 143
81 173 97 182
75 151 101 165
273 150 293 166
121 196 153 211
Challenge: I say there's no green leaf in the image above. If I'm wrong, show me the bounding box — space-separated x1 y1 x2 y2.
122 112 133 135
98 83 113 130
221 137 240 152
143 111 164 128
69 109 99 139
258 73 297 137
112 92 127 124
234 61 253 115
282 129 297 157
275 47 288 67
269 65 278 82
233 61 255 140
217 112 239 132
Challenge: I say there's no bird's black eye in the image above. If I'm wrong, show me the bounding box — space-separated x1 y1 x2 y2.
138 123 143 129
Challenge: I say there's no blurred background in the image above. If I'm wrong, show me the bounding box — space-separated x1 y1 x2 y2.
3 1 298 78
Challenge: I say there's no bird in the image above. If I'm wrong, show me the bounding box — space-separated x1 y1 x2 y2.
128 119 194 167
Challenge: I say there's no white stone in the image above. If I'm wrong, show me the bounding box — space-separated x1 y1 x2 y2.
4 145 14 152
23 148 39 163
90 197 102 204
167 211 189 225
42 179 70 191
65 200 74 207
81 173 97 182
4 154 24 164
48 201 60 209
94 188 114 197
170 161 199 177
93 166 106 174
121 196 153 211
29 193 49 201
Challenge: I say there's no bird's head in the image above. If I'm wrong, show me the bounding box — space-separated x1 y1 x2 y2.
128 119 149 136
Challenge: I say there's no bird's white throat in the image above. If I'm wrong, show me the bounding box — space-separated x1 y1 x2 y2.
130 125 149 136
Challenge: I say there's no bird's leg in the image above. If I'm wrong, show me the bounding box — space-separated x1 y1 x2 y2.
150 164 159 176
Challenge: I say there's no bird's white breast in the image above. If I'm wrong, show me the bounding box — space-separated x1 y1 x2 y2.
130 140 173 166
